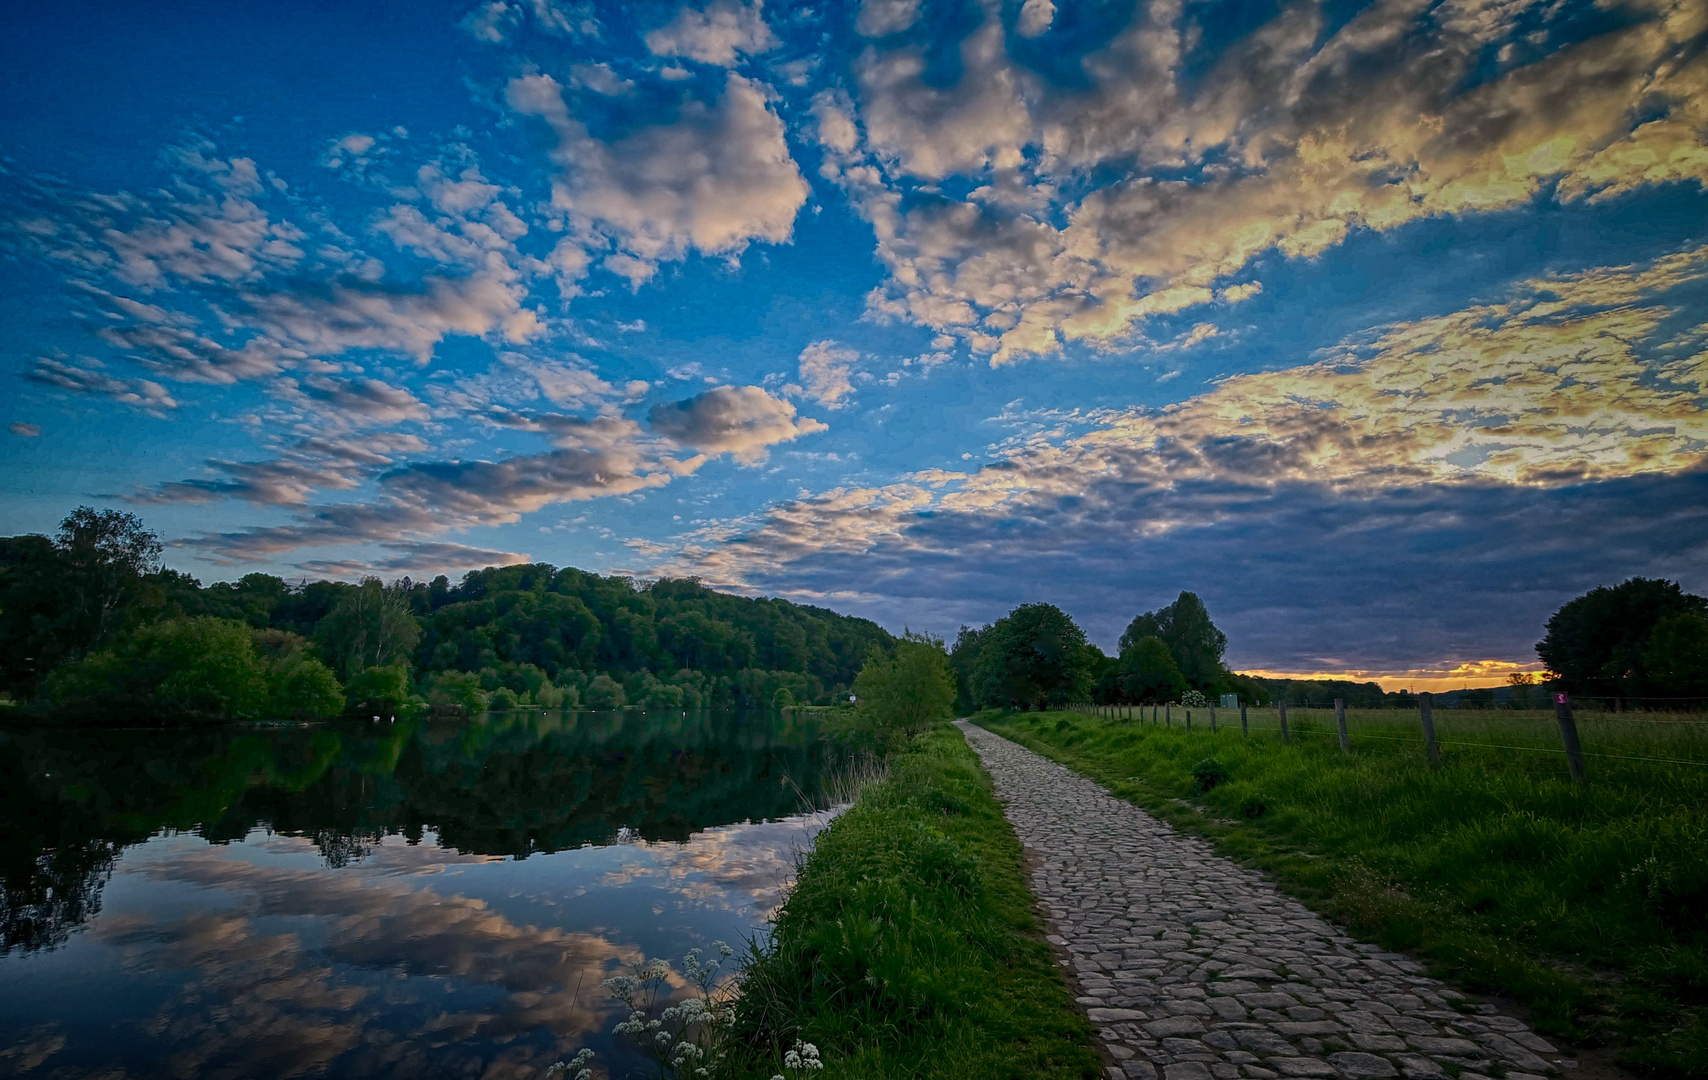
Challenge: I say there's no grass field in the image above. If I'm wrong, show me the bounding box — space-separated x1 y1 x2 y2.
977 705 1708 1079
725 724 1102 1080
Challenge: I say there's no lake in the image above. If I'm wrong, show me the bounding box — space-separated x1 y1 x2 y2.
0 711 841 1079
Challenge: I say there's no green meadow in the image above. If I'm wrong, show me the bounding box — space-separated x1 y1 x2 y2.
978 705 1708 1079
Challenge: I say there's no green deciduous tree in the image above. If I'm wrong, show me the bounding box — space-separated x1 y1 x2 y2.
314 577 422 678
1537 578 1708 697
1118 591 1227 692
1119 636 1189 703
852 632 957 742
1645 612 1708 698
46 616 268 721
971 603 1093 710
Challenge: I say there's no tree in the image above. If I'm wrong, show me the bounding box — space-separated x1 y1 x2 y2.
314 577 422 678
971 603 1093 710
1119 591 1227 691
1645 612 1708 698
852 632 957 741
45 616 268 721
949 625 984 714
1537 578 1708 697
1119 636 1188 703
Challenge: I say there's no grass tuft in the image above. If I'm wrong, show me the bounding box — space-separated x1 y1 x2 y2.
725 724 1101 1080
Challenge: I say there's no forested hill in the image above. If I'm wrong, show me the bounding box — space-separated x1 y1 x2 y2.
0 511 894 714
188 563 892 709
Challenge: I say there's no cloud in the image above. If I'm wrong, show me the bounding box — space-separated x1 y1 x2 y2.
1016 0 1054 38
650 248 1708 667
26 146 309 293
648 385 827 463
459 0 520 42
792 340 858 409
830 0 1708 362
507 71 809 287
132 433 432 507
854 0 920 37
179 387 818 562
243 262 542 363
132 460 364 507
644 0 777 67
282 375 431 424
25 357 177 413
9 422 41 437
298 542 532 579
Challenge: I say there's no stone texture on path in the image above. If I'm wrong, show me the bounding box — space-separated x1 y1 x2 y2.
954 721 1575 1080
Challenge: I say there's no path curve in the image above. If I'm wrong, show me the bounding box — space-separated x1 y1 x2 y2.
955 721 1575 1080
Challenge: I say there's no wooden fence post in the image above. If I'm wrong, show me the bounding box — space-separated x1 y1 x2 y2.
1419 692 1441 766
1166 704 1172 727
1186 709 1192 731
1553 693 1589 784
1241 703 1248 734
1335 698 1350 752
1278 701 1290 744
1210 705 1218 732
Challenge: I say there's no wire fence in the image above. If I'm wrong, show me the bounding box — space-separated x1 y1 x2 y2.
1065 695 1708 779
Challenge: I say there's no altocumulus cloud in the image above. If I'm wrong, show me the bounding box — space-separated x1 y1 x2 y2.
655 246 1708 667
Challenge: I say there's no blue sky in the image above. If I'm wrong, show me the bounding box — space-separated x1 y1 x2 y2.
3 0 1705 687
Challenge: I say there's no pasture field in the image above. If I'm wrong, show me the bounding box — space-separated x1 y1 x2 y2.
978 705 1708 1079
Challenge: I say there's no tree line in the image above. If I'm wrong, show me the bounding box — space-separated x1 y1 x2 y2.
0 508 894 723
5 506 1698 726
945 577 1708 714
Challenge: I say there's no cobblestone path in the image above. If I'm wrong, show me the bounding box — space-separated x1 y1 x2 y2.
955 721 1576 1080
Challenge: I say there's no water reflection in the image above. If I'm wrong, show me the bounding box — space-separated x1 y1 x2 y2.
0 712 836 1078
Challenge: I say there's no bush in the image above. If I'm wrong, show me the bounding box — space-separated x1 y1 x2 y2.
267 654 344 718
850 633 957 747
1191 757 1228 792
45 616 270 722
584 674 626 710
488 686 522 711
344 664 412 710
428 669 489 713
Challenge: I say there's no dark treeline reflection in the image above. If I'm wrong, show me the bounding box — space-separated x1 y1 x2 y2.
0 710 831 954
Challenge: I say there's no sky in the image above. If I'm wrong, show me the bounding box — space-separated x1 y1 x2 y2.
1 0 1705 690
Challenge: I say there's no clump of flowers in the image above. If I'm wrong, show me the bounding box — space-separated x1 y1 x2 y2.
545 942 739 1079
1180 689 1209 709
769 1039 824 1079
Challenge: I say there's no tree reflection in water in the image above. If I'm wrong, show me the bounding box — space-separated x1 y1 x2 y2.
0 710 833 956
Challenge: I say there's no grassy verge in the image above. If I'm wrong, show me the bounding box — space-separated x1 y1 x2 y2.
725 723 1102 1080
975 706 1708 1079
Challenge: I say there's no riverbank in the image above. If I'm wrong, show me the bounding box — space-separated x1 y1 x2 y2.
725 723 1102 1080
975 706 1708 1079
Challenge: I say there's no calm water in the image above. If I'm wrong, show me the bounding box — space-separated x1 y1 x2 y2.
0 711 840 1079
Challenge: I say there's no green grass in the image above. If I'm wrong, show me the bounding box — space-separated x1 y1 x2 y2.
725 724 1102 1080
977 705 1708 1079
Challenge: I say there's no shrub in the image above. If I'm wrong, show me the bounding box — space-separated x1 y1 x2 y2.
585 674 626 710
488 686 522 711
344 664 412 710
428 670 489 713
267 654 344 718
45 616 269 721
1191 757 1229 792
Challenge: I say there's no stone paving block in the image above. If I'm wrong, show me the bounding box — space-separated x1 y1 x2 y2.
1148 1016 1209 1037
952 724 1573 1080
1327 1052 1399 1078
